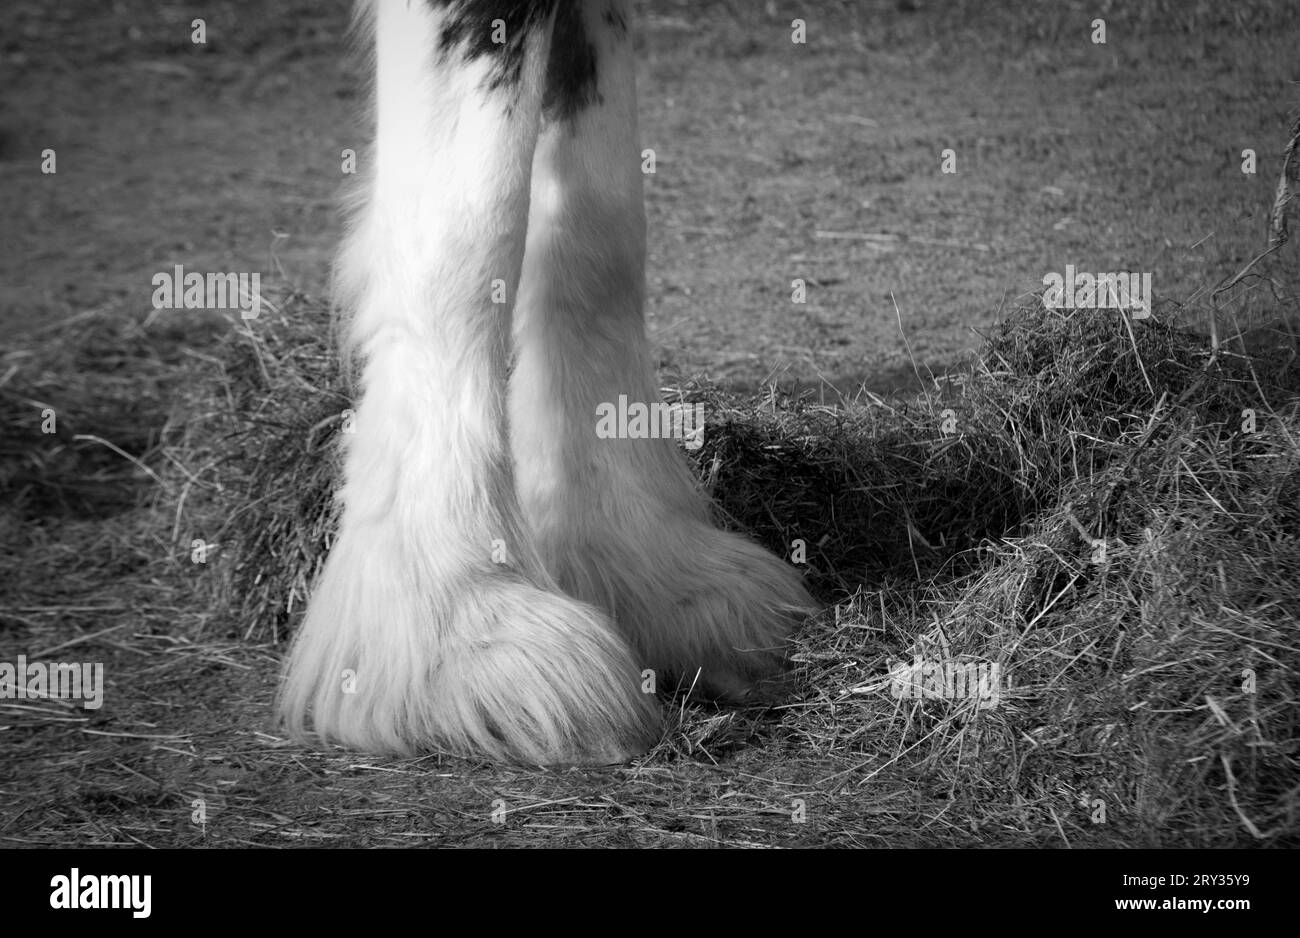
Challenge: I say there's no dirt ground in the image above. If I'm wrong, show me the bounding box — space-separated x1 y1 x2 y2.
5 0 1295 389
2 0 1298 848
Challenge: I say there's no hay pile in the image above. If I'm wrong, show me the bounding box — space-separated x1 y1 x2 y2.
782 304 1300 843
182 292 1298 842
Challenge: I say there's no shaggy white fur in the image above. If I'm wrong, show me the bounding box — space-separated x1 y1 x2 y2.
278 0 814 763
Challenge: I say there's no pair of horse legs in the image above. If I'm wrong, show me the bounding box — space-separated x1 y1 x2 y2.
278 0 813 763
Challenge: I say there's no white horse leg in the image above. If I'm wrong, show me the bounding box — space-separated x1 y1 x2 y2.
279 0 659 763
511 0 815 700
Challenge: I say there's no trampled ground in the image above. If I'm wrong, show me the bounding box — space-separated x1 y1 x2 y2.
2 0 1298 847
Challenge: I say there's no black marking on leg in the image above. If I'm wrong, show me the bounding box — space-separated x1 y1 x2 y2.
542 0 600 123
429 0 560 92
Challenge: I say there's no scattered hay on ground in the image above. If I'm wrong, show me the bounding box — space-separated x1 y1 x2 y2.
2 289 1297 846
